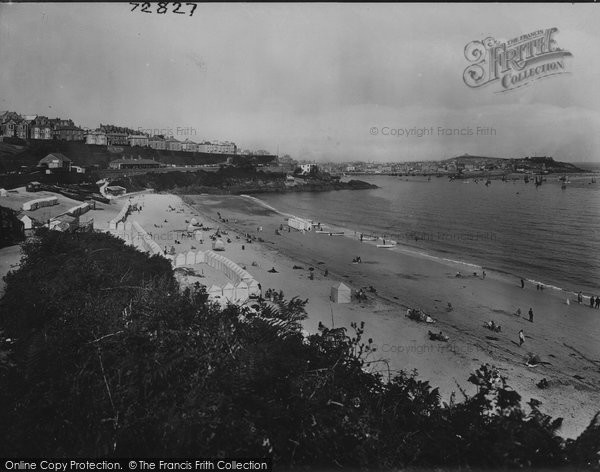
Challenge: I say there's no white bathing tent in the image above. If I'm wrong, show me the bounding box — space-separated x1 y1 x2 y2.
222 282 235 301
194 230 203 242
234 281 249 302
195 250 205 264
247 279 261 298
330 282 351 304
175 253 186 267
207 285 223 300
186 250 196 265
212 239 225 251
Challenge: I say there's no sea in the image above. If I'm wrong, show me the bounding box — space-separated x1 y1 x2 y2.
255 166 600 296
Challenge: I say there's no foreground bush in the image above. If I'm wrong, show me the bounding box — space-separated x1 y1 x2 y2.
0 230 598 468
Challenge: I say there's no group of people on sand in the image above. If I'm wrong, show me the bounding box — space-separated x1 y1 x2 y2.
579 291 600 308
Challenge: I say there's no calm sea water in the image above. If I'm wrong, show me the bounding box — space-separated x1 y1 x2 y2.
257 170 600 295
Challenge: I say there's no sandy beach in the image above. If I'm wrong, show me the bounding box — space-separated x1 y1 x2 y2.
90 191 600 439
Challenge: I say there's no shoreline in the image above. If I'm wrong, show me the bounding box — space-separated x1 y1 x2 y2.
241 193 593 302
179 192 600 440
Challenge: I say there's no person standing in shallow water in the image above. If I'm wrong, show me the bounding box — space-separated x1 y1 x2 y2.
521 278 525 289
591 296 595 308
596 296 600 309
528 308 534 323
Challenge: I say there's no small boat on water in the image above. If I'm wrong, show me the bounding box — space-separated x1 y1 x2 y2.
360 235 378 241
377 244 396 248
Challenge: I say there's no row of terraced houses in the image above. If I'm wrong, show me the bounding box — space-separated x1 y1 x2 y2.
0 111 236 154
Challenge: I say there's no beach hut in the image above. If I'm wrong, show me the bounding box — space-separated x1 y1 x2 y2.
194 230 203 242
330 282 351 304
222 282 235 301
0 188 7 197
175 253 186 267
186 250 196 265
195 250 205 264
247 279 260 298
212 239 225 251
116 221 125 233
234 281 249 302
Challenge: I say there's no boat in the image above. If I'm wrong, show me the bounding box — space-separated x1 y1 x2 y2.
316 231 344 236
360 235 378 241
377 244 396 248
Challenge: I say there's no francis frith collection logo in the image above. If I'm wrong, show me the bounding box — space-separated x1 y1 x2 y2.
463 28 572 92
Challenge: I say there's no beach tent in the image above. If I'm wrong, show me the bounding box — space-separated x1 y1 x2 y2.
330 282 351 304
187 224 195 233
247 279 260 298
205 252 217 268
194 230 203 242
212 239 225 251
117 221 125 233
186 250 196 265
207 285 222 300
222 283 235 301
234 281 249 302
195 250 205 264
175 253 186 267
190 217 198 226
0 188 7 197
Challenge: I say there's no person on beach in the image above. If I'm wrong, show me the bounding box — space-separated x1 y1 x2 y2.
360 233 363 242
590 296 595 308
578 291 583 304
482 270 486 280
595 296 600 309
528 308 534 323
519 329 525 346
521 278 525 289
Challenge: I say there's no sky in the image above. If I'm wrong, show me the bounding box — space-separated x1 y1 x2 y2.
1 3 599 163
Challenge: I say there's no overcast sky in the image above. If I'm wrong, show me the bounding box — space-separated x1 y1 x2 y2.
1 3 599 162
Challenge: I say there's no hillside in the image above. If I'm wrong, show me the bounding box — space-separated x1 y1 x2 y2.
0 139 277 173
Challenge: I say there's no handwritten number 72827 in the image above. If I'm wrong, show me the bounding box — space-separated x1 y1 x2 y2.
129 3 197 16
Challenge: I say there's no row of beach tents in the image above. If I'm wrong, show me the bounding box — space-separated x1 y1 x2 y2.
173 249 261 303
109 201 131 230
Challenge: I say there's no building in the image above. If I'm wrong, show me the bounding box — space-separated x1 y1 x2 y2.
71 165 86 174
53 126 84 141
181 139 198 152
148 136 167 150
298 163 318 175
109 158 160 170
105 185 126 196
26 181 42 192
197 141 236 154
30 116 54 140
165 138 183 152
106 132 128 146
85 130 108 145
39 153 72 171
128 135 149 147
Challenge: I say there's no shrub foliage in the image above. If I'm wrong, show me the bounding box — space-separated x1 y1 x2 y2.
0 230 598 468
